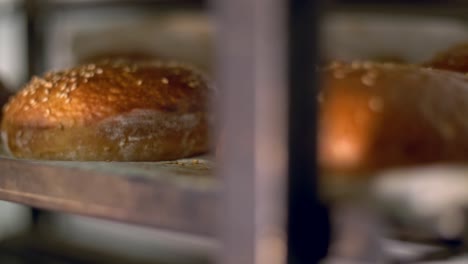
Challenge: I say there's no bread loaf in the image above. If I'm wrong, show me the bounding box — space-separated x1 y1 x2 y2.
1 60 212 161
319 61 468 177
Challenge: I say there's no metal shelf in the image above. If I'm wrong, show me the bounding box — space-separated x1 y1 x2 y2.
0 156 217 238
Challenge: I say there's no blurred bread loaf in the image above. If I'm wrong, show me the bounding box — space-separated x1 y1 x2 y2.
320 61 468 177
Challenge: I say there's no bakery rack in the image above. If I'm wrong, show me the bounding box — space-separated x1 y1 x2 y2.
8 0 468 263
0 0 325 263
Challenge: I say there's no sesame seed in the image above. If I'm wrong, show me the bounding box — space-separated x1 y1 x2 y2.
107 95 117 102
161 78 169 84
109 88 120 94
361 75 376 87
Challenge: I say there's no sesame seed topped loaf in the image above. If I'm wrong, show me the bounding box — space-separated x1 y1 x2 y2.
1 60 212 161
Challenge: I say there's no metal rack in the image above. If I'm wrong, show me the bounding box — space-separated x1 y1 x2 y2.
0 0 325 263
0 157 217 237
12 0 468 263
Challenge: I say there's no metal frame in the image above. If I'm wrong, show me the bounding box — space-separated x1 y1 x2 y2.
9 0 328 263
217 0 327 263
215 0 290 263
287 1 329 263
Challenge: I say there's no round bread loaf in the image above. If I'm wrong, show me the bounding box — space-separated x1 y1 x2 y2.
1 60 212 161
319 61 468 177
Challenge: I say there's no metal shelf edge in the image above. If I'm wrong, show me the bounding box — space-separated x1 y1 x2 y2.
0 157 217 238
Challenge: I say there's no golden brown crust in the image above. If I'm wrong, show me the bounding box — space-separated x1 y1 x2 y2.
319 61 468 176
2 60 212 161
3 111 208 161
3 60 210 129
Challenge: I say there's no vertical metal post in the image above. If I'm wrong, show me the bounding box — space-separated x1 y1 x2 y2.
215 0 288 263
287 0 330 263
25 0 44 77
25 0 47 232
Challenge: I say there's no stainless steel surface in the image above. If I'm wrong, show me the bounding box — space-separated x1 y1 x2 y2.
0 156 216 237
215 0 288 263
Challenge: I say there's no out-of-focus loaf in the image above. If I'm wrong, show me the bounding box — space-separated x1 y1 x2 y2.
319 61 468 177
1 60 212 161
